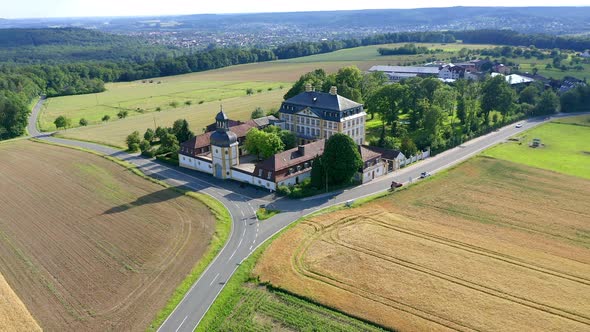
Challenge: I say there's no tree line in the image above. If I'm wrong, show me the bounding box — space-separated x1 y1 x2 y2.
377 44 433 56
286 66 575 157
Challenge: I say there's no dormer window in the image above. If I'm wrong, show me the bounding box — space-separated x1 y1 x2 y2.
313 97 317 102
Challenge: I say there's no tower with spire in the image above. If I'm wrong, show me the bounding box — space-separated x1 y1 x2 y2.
210 106 239 179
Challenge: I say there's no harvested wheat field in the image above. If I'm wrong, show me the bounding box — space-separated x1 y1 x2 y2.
0 140 215 331
255 157 590 332
0 273 41 331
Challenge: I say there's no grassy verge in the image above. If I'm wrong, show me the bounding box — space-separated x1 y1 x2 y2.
197 189 394 331
52 132 126 150
256 208 281 220
27 138 232 332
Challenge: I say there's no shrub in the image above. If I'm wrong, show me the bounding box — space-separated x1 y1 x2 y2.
79 118 88 126
117 110 129 119
139 140 151 153
156 107 162 112
126 131 141 152
102 115 110 122
257 89 263 93
185 100 192 106
198 100 205 104
246 88 254 95
277 185 291 196
169 101 179 108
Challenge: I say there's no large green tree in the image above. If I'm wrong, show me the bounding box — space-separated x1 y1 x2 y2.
245 128 285 160
535 90 560 115
171 119 194 143
366 83 410 130
322 133 362 185
481 75 516 118
0 91 29 139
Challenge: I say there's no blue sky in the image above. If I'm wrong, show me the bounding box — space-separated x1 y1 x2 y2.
3 0 590 19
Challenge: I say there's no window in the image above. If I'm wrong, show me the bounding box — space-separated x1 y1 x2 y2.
288 168 294 174
215 149 218 153
225 150 228 155
259 169 263 177
267 171 272 180
304 162 309 168
296 165 302 172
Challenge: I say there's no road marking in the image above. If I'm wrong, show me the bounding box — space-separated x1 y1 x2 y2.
210 273 220 286
249 245 253 250
240 209 244 218
228 249 238 261
175 316 188 332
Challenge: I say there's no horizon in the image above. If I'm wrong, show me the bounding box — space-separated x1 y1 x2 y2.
3 1 590 20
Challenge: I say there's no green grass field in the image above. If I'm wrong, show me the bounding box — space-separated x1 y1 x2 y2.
483 115 590 179
41 80 289 131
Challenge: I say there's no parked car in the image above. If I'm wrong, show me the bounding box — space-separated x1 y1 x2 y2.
515 123 523 128
419 172 431 179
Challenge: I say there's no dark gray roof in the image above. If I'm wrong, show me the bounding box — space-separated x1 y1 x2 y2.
283 91 361 112
210 130 237 147
252 115 279 127
215 109 229 122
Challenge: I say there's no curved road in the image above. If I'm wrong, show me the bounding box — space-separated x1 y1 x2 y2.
27 99 585 332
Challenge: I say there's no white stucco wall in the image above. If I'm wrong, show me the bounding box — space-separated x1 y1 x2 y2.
277 170 312 188
179 155 213 174
360 163 385 184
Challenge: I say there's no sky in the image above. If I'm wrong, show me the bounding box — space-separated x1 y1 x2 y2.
3 0 590 19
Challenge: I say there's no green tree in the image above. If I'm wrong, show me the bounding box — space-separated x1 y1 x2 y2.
155 126 168 141
260 132 284 159
519 85 539 105
117 110 128 119
102 114 110 122
330 65 364 102
53 115 71 130
246 88 254 95
144 128 155 142
126 131 141 152
244 128 266 159
400 136 418 157
535 90 560 115
156 133 179 156
283 69 327 99
366 83 410 129
251 107 265 119
172 119 194 143
310 156 326 189
322 133 362 185
79 118 88 126
0 92 29 139
481 75 515 119
139 140 151 153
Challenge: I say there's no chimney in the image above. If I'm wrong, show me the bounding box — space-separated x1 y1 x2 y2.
298 145 305 155
305 83 312 92
329 86 337 95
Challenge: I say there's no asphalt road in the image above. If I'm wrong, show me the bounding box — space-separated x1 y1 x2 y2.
26 99 586 332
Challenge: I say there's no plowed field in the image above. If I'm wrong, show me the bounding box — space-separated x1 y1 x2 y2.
0 140 215 331
255 157 590 331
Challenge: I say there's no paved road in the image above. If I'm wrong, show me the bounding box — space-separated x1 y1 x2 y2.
27 98 586 331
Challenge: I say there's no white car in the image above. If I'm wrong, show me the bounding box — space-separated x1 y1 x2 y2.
515 123 523 128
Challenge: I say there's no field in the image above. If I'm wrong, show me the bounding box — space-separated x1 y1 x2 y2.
0 273 41 331
483 115 590 179
254 157 590 331
0 140 216 331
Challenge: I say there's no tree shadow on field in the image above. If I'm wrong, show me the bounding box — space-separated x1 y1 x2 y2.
103 186 184 215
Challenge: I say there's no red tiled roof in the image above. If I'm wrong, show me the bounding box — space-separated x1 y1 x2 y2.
257 139 325 173
358 145 381 162
181 123 256 150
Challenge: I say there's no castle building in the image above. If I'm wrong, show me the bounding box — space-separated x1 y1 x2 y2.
209 109 239 179
278 85 367 145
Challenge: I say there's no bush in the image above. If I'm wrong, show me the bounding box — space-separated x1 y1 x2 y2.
79 118 88 126
126 131 141 152
277 185 291 196
198 100 205 104
139 140 151 153
156 107 162 112
102 115 110 122
169 101 179 108
185 100 192 106
117 110 128 119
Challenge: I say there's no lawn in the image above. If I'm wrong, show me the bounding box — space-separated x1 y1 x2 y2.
482 116 590 179
0 140 217 331
254 157 590 331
